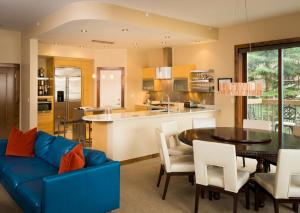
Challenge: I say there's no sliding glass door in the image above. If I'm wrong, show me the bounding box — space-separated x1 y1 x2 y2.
246 50 279 130
245 45 300 135
282 47 300 134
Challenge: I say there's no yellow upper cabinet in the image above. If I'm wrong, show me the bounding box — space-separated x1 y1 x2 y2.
172 64 196 79
142 67 156 79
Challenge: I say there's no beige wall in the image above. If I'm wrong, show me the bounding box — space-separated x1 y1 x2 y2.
38 43 147 110
173 12 300 127
0 29 21 64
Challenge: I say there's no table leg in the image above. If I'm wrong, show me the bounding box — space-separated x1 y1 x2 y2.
256 158 266 208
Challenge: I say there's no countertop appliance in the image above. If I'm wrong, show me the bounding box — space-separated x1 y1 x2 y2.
54 67 81 133
184 101 198 108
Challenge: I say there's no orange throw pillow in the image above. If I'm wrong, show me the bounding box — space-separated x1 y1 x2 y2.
6 127 37 157
58 144 85 174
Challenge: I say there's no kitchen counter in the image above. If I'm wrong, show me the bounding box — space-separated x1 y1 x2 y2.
82 107 216 122
85 106 218 161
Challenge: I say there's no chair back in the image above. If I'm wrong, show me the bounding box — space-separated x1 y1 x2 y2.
193 140 239 193
274 149 300 199
160 121 180 147
193 117 216 129
156 128 172 173
243 119 272 131
284 105 296 123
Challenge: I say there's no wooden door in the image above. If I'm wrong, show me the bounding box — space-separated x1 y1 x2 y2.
0 64 19 138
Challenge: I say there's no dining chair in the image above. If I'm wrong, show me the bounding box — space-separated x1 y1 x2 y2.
156 129 195 200
192 117 216 129
243 119 272 131
255 149 300 213
160 121 193 156
241 119 272 172
193 140 250 213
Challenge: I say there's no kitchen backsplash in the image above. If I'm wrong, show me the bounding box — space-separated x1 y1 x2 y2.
148 91 214 105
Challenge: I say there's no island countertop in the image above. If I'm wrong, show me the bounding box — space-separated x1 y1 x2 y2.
82 107 217 122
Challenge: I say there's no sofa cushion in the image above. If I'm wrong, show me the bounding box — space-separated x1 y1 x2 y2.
44 136 78 168
1 157 57 189
35 131 55 159
16 179 43 213
84 149 107 167
6 127 37 157
59 144 85 174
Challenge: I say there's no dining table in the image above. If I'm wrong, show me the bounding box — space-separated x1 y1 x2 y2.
178 127 300 173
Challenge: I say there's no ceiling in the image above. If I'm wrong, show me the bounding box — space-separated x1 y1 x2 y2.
38 19 203 49
0 0 300 30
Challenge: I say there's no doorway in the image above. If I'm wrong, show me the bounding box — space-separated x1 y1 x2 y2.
0 64 20 138
97 67 125 108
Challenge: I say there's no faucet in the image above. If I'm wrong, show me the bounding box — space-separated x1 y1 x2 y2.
161 94 170 113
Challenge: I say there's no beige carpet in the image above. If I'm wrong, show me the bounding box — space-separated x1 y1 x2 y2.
0 158 295 213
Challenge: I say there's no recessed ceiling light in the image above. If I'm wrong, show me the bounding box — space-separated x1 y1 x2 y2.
164 35 171 39
80 29 88 33
121 28 129 32
161 41 167 45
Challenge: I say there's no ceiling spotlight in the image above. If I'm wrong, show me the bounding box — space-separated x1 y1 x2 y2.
80 29 88 33
164 35 171 39
121 28 129 32
161 41 167 45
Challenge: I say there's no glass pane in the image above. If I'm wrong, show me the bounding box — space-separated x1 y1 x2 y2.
247 50 279 130
282 47 300 135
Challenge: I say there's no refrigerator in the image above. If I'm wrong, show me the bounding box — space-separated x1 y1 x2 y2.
54 67 81 133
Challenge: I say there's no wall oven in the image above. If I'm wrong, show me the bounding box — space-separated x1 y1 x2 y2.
38 99 52 112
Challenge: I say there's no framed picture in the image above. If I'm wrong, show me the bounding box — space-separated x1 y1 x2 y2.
217 78 232 91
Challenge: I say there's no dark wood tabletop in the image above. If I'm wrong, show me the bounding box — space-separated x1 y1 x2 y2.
178 127 300 171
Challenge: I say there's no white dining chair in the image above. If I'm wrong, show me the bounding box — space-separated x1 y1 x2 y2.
243 119 272 131
240 119 273 173
192 117 216 129
255 149 300 213
156 129 195 200
193 140 250 213
160 121 193 156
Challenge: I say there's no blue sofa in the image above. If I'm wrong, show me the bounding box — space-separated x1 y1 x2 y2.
0 131 120 213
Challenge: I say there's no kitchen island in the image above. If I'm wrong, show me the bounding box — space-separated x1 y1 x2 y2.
83 107 217 161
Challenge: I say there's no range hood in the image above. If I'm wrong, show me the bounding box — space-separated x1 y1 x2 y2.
156 47 172 80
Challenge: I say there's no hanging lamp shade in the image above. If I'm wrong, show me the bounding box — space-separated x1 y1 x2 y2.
219 81 263 96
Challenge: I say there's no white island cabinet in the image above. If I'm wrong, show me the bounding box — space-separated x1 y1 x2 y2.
83 108 217 161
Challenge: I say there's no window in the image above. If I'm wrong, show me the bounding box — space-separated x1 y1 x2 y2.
235 38 300 138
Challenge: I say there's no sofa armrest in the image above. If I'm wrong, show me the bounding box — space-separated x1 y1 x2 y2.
42 161 120 213
0 139 7 156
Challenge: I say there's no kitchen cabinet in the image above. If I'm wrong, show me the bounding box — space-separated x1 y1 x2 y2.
142 67 156 79
172 64 196 79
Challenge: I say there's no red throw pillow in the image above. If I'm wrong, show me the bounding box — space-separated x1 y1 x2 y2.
6 127 37 157
58 144 85 174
